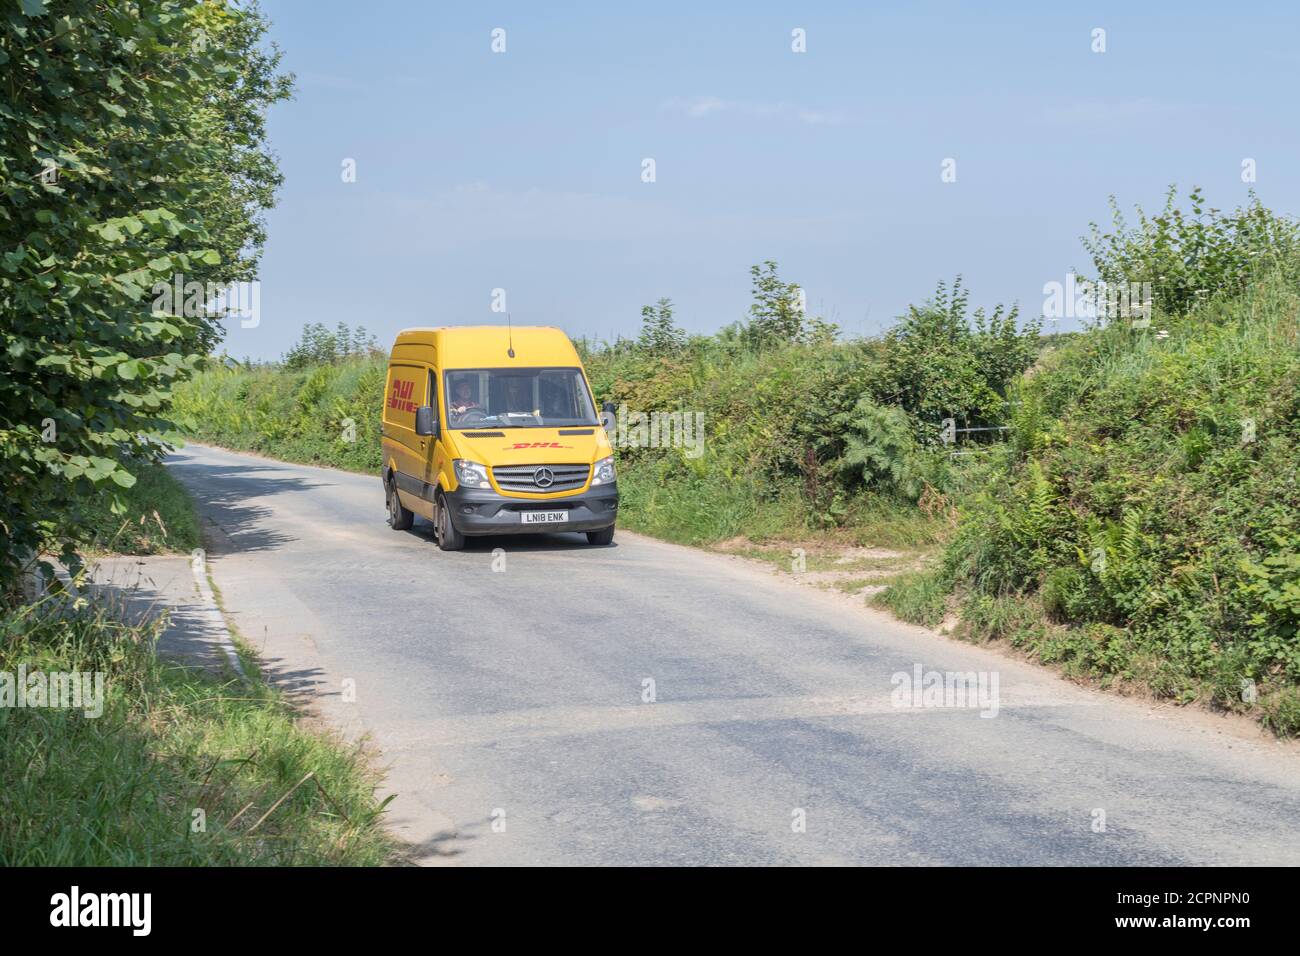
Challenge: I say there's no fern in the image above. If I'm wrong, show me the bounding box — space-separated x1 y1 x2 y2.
836 396 924 499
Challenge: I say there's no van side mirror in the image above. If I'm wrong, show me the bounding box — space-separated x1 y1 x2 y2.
602 401 616 415
415 405 438 437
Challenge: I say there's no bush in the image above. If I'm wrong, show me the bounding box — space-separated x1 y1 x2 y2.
873 569 950 628
637 298 687 354
1237 526 1300 669
874 277 1042 441
836 397 927 499
1040 565 1097 624
1260 687 1300 738
1083 185 1300 319
744 260 814 348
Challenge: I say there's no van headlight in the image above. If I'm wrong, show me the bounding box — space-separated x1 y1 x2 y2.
454 459 491 489
591 455 616 485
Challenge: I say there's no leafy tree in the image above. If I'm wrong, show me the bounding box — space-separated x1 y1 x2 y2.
875 277 1041 440
350 323 375 357
184 1 293 300
745 260 807 347
637 297 686 354
1082 185 1300 320
0 0 291 595
282 322 379 369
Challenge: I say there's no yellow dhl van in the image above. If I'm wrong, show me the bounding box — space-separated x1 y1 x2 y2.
381 326 617 550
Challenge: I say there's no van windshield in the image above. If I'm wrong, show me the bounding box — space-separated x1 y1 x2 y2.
444 367 599 430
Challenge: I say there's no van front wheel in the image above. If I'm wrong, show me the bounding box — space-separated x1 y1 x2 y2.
386 477 413 531
586 526 615 546
436 494 465 551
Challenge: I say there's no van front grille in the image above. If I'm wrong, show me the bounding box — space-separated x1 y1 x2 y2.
492 463 590 493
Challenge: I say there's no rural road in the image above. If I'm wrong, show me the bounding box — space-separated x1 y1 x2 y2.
169 443 1300 865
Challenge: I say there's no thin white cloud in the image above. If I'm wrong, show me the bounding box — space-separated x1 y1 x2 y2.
366 181 860 248
1040 98 1194 126
662 96 850 127
795 108 846 127
683 95 727 118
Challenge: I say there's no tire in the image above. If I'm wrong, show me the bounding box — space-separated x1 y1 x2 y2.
386 477 413 531
586 525 615 546
436 494 465 551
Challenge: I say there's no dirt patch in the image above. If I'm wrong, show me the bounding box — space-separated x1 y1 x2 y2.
712 535 755 553
712 535 933 604
833 547 904 562
796 570 892 586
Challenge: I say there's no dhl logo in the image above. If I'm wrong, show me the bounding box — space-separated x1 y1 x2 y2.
505 442 572 449
388 379 418 414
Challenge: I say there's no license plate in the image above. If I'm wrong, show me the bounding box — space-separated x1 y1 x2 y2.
521 510 568 524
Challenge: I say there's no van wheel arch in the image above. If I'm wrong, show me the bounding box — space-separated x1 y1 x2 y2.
435 491 465 551
386 474 413 531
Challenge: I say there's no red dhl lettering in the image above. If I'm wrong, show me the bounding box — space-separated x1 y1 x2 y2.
388 379 417 414
506 442 570 449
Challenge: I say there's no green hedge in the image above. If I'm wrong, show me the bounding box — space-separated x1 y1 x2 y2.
174 355 387 473
888 273 1300 732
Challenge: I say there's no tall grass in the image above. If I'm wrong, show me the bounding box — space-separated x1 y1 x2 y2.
173 355 387 472
0 599 396 865
872 569 950 628
79 461 202 556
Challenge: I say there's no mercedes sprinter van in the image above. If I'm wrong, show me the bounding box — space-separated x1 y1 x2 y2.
381 326 617 550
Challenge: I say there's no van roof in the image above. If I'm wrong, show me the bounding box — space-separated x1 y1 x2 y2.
393 326 581 367
395 325 562 337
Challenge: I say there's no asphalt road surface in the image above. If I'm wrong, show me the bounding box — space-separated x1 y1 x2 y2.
169 443 1300 866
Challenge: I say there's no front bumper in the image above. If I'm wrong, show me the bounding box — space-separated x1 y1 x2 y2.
444 481 618 535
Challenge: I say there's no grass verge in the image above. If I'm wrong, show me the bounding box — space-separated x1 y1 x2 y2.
871 569 950 629
0 596 396 865
80 460 202 556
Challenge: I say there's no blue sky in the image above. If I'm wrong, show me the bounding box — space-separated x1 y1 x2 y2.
226 0 1300 360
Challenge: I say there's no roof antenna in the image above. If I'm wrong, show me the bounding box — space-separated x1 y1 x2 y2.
507 313 515 358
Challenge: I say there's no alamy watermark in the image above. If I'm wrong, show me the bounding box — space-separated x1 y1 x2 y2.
151 273 261 329
601 403 705 459
50 886 150 936
891 663 1000 718
1 666 104 718
1043 273 1152 326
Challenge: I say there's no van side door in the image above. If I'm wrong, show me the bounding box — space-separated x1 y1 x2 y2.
423 366 451 499
383 362 428 511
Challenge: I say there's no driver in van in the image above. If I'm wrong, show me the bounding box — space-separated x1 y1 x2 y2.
450 380 480 420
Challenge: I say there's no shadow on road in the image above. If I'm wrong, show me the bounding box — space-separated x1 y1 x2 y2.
396 825 480 864
253 659 333 706
406 520 619 553
167 450 323 555
84 557 233 674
